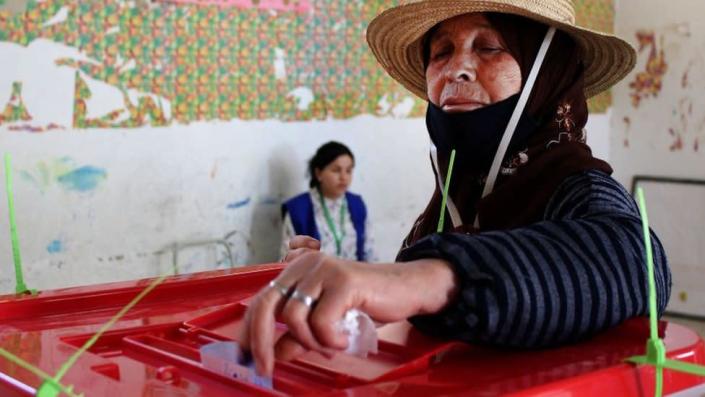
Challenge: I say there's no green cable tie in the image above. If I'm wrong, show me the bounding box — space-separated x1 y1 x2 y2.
0 348 79 397
637 188 658 342
51 274 168 383
36 379 78 397
4 154 35 295
1 274 168 395
636 187 664 397
660 358 705 376
627 355 705 377
437 149 456 233
626 188 705 396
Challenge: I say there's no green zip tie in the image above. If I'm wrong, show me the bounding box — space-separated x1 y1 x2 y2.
638 188 659 343
437 149 456 233
1 274 166 396
35 379 66 397
636 186 664 397
4 154 35 295
2 153 168 395
625 187 705 396
52 274 168 383
0 348 79 397
628 356 705 377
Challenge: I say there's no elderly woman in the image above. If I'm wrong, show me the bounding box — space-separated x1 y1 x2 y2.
242 0 671 376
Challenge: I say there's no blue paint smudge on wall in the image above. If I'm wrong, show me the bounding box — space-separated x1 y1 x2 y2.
47 240 63 254
227 197 251 210
57 166 107 192
19 170 35 183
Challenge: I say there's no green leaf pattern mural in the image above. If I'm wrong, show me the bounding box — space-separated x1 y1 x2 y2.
0 0 614 130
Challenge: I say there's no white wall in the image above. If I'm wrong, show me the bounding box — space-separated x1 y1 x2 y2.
0 112 613 295
0 34 612 296
0 118 434 294
612 0 705 184
612 0 705 316
587 112 610 162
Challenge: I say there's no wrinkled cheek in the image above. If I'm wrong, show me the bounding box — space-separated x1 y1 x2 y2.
425 72 442 105
483 66 521 102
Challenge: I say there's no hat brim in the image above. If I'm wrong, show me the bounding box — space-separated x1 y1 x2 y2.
366 1 636 100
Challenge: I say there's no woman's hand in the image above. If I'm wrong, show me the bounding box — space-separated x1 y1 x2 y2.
282 235 321 262
240 252 458 376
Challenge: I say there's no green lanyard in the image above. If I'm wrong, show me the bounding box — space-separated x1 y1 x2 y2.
318 190 346 256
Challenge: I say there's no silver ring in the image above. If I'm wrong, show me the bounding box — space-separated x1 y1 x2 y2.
290 289 317 308
268 280 291 297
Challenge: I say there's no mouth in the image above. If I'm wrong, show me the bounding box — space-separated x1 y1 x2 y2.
441 97 488 112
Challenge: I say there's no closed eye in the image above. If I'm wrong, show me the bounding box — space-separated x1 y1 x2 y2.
429 41 453 61
431 50 451 61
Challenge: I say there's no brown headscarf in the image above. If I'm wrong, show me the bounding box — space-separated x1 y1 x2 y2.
402 13 613 248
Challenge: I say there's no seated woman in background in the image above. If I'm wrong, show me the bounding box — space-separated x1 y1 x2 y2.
244 0 671 376
281 141 374 262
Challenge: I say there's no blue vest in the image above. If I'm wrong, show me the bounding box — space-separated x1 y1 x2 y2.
282 191 367 261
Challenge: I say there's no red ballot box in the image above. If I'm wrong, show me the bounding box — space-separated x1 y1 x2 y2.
1 264 704 396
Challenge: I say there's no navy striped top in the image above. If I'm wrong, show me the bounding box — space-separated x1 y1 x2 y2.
399 170 671 348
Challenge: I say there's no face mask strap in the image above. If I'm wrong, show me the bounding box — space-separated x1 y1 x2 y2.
473 26 557 229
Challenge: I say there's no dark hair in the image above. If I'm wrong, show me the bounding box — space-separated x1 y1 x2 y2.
308 141 355 188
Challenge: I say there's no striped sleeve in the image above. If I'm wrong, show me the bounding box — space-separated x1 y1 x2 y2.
398 170 671 348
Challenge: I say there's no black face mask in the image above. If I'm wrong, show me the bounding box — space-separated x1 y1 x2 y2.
426 94 539 173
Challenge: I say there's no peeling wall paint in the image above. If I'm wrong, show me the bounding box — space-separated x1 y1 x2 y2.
156 0 312 13
0 1 616 294
614 0 705 163
0 119 437 294
0 0 615 131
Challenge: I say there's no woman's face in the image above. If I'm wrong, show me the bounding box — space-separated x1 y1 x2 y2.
315 154 354 199
425 13 522 113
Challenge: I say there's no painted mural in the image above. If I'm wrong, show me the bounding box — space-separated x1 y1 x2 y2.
0 0 614 131
621 19 704 152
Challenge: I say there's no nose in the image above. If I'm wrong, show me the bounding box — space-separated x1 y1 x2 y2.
446 52 478 83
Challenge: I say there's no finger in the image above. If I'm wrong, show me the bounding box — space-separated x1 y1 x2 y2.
247 253 324 375
283 247 315 263
289 235 321 251
247 287 283 377
279 278 326 353
247 251 332 375
274 333 309 362
309 287 352 350
239 307 251 348
274 333 336 362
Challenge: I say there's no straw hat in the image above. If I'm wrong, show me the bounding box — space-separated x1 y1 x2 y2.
366 0 636 100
